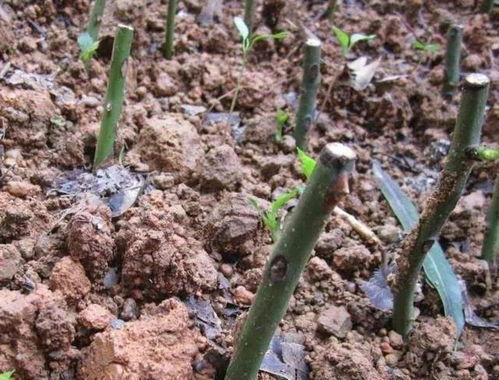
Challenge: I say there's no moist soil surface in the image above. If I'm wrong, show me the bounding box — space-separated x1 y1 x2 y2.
0 0 498 379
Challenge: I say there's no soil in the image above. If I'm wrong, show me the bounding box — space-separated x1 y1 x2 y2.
0 0 498 379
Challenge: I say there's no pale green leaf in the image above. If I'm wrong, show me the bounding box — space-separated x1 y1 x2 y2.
332 26 350 54
349 33 376 49
234 16 249 40
296 148 316 181
275 109 289 142
372 160 465 334
0 371 15 380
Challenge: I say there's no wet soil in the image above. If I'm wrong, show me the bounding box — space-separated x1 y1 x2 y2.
0 0 498 379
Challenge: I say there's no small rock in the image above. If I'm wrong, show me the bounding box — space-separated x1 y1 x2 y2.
260 154 293 179
452 351 478 370
279 135 296 154
385 353 399 366
200 145 242 192
0 244 22 283
219 263 234 277
460 191 485 210
78 304 114 330
308 256 333 281
120 298 139 321
317 305 352 338
316 229 345 257
109 318 126 329
49 257 91 305
5 180 40 198
380 342 393 354
388 330 403 349
233 286 254 305
153 72 178 97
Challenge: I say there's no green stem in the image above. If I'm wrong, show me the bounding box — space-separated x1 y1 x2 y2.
326 0 338 20
244 0 255 35
481 0 494 13
392 73 490 339
225 143 356 380
87 0 107 41
164 0 178 59
293 37 321 151
469 146 499 161
93 24 134 170
482 175 499 272
442 24 463 101
229 53 247 114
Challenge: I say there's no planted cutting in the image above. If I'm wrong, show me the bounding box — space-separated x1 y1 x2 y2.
482 175 499 273
442 24 463 100
392 73 490 339
93 24 134 170
230 17 287 114
293 36 321 150
164 0 178 59
225 143 356 380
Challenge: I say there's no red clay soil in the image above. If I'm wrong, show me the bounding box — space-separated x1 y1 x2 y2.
0 0 498 379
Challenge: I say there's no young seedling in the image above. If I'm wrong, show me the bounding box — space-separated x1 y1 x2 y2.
225 143 356 380
164 0 178 59
392 73 490 339
411 40 440 54
332 26 375 56
78 0 107 67
250 187 301 242
230 17 287 114
293 37 321 151
93 24 134 170
275 109 290 142
482 175 499 273
442 24 464 100
244 0 255 35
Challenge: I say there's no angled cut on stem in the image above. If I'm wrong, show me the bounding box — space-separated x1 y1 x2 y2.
225 143 356 380
164 0 178 59
87 0 107 41
293 37 321 151
442 24 463 100
93 24 134 170
482 175 499 273
392 73 490 339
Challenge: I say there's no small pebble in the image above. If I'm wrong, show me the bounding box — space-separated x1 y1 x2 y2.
220 263 233 277
109 319 125 329
233 286 254 305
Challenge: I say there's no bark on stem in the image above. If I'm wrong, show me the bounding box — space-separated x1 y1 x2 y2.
392 73 490 339
442 24 463 100
482 175 499 273
164 0 178 59
93 24 134 170
225 143 356 380
87 0 107 41
293 37 321 151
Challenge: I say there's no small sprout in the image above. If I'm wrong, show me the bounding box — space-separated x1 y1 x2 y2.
230 17 288 113
250 188 300 242
332 26 375 55
0 371 15 380
412 40 440 54
78 32 99 64
275 109 290 142
296 147 316 180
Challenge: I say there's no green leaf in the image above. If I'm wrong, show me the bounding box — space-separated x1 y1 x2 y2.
332 26 350 54
78 32 99 62
349 33 376 49
412 40 440 53
250 31 288 50
0 371 15 380
372 160 465 334
296 148 316 181
275 109 289 142
234 16 249 40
